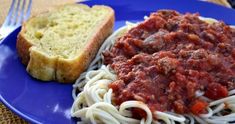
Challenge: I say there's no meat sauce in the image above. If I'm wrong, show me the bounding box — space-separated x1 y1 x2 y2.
103 10 235 117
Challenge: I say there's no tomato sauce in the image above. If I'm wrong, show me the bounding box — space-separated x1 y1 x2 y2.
103 10 235 117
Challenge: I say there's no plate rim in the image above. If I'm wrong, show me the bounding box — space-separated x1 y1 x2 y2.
0 26 40 124
1 92 41 124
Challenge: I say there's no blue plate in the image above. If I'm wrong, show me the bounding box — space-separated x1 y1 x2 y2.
0 0 235 123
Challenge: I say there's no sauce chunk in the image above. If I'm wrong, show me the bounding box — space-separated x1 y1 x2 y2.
104 10 235 117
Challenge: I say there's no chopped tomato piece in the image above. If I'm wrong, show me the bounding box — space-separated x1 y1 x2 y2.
204 83 228 100
190 100 208 115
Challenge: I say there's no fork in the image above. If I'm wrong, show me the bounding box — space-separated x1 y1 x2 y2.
0 0 32 42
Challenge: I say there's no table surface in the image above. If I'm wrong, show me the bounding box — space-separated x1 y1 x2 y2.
0 0 232 123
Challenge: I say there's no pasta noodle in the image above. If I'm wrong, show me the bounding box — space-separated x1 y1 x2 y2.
71 17 235 124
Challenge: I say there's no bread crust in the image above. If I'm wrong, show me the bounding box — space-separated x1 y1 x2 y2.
16 4 115 83
16 27 33 65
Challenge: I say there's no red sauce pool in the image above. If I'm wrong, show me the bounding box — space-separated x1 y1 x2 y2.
103 10 235 117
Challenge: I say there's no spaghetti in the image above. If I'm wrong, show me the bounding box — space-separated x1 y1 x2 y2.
71 10 235 124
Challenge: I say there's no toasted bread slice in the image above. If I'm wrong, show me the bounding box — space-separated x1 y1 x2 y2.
16 4 114 83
